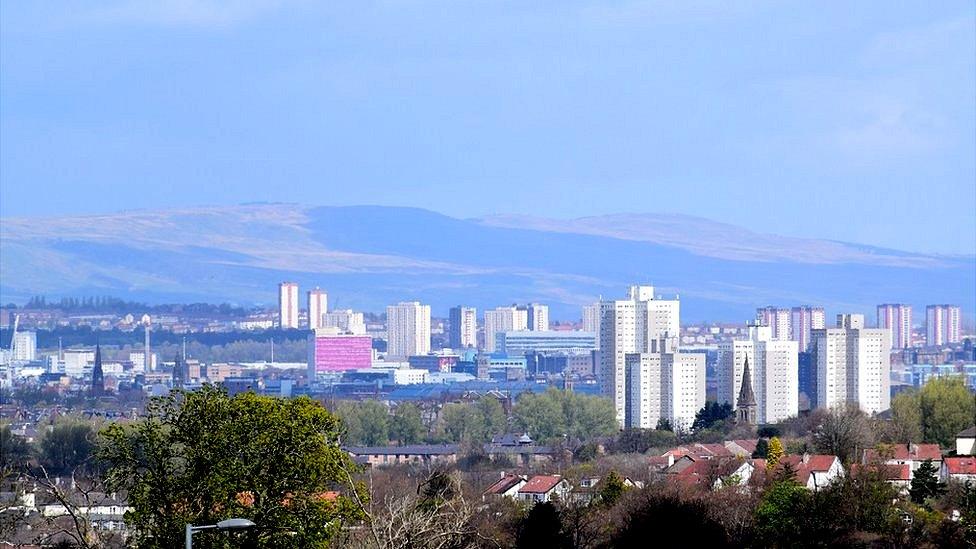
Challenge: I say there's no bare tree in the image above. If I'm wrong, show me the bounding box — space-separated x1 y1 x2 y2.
812 403 873 464
27 465 126 549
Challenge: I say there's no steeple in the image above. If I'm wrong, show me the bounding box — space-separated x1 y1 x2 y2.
172 354 185 389
736 356 757 425
91 342 105 397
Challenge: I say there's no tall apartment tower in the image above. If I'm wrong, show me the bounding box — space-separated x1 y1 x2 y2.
307 288 328 330
926 305 961 346
717 325 798 424
449 306 477 349
876 304 912 349
791 306 825 351
756 306 792 341
599 284 685 427
812 314 891 414
278 282 299 329
625 341 705 431
521 303 550 331
386 301 431 359
484 306 528 352
582 303 600 333
12 331 36 362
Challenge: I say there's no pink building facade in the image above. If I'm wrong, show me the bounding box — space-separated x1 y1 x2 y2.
308 333 372 373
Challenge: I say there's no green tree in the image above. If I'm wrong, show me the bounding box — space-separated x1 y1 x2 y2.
889 391 922 443
766 437 784 471
0 424 33 476
98 386 365 548
517 502 566 549
655 418 673 432
335 400 389 446
356 400 390 446
754 479 809 545
599 471 626 507
752 438 769 459
39 419 95 475
513 391 564 440
692 401 733 431
919 377 975 447
908 459 945 506
437 396 505 443
389 403 425 445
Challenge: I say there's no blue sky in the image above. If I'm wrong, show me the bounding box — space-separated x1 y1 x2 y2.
1 1 974 254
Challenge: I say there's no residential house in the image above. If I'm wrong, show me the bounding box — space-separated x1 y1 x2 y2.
862 443 942 479
482 473 527 501
724 439 758 458
516 475 571 504
941 457 976 483
664 456 755 489
766 454 844 490
957 426 976 456
851 463 911 495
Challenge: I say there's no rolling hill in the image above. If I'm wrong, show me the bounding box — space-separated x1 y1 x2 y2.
1 204 972 321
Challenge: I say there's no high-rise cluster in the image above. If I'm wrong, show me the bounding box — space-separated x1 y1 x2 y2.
386 301 431 359
811 314 891 414
599 285 703 430
718 325 799 424
483 303 550 352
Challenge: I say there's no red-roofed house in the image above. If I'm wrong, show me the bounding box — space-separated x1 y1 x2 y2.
665 456 755 489
941 457 976 483
862 443 942 479
851 463 911 494
483 473 527 501
517 475 571 504
725 439 758 457
770 454 844 490
662 443 734 461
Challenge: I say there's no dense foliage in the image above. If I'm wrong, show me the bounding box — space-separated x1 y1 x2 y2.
98 386 365 548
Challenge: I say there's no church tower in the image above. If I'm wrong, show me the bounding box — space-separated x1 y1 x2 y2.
91 342 105 397
736 356 757 425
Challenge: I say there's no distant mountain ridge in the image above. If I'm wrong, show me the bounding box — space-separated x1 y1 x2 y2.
1 204 972 321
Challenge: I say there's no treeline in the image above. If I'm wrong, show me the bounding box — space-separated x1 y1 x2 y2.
14 296 253 316
332 389 618 447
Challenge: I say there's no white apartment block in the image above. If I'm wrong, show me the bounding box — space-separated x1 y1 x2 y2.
582 303 600 334
278 282 299 329
791 306 825 351
386 302 431 359
599 285 683 427
62 349 95 377
756 307 791 341
323 310 366 335
625 347 704 431
449 306 477 349
664 351 706 430
307 288 328 330
877 304 912 349
12 331 36 362
521 303 550 331
484 306 528 352
926 305 961 346
718 325 798 424
813 317 891 415
129 351 158 373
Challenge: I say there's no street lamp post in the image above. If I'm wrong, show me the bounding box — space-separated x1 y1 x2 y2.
185 518 256 549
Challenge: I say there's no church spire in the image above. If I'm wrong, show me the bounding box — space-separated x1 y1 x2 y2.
91 341 105 397
736 356 757 425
